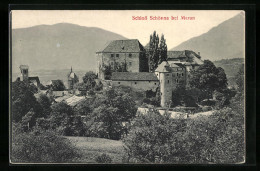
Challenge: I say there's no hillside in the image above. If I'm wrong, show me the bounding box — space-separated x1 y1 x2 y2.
12 23 127 73
213 58 244 87
171 12 245 61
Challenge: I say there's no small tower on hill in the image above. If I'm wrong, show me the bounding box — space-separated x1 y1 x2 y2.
67 66 79 90
19 65 29 82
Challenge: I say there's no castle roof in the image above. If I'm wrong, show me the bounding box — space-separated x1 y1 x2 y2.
111 72 158 81
97 39 145 53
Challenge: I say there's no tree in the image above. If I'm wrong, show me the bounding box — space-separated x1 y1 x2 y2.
147 31 160 72
147 31 168 72
189 60 228 100
82 71 98 90
12 80 42 122
36 94 52 117
11 124 81 163
235 64 244 93
49 102 74 130
158 34 167 64
90 88 137 140
50 81 65 91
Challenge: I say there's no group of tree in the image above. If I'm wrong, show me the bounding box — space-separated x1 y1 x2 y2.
146 31 168 72
73 71 103 93
123 65 245 163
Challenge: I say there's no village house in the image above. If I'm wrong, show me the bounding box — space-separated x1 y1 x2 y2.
96 39 148 79
17 65 41 87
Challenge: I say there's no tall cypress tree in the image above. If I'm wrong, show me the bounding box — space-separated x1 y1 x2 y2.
158 34 167 64
147 31 159 72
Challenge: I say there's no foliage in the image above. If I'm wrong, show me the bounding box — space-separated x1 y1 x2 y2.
89 87 137 140
11 123 81 163
95 153 112 163
36 93 52 117
73 98 94 119
12 80 42 122
172 86 198 107
158 34 167 64
146 31 160 72
235 64 244 93
189 60 228 99
123 93 245 163
50 80 65 91
82 71 98 90
123 110 187 163
38 83 47 90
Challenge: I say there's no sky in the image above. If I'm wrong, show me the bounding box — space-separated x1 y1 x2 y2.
12 10 242 49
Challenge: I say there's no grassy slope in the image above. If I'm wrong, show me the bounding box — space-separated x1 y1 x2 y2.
65 136 125 163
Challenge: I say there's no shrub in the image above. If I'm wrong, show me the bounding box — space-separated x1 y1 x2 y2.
95 153 112 163
11 124 81 163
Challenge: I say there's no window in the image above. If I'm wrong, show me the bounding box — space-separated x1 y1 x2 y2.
176 79 179 83
182 73 184 77
155 83 157 85
129 53 132 57
161 92 162 95
135 82 137 84
177 73 179 76
116 54 119 57
168 80 170 84
111 54 114 57
129 62 132 66
166 74 169 76
149 81 151 83
118 82 120 84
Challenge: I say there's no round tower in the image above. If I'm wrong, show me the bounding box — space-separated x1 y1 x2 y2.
159 62 173 108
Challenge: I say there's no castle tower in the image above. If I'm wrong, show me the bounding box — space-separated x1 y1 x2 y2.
155 62 173 108
19 65 29 81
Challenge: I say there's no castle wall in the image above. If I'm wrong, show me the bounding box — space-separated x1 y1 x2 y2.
111 80 159 91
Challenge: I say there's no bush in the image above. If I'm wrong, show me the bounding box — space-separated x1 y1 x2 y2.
11 124 81 163
95 153 112 163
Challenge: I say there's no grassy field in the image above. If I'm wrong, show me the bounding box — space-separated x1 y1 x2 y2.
65 136 126 163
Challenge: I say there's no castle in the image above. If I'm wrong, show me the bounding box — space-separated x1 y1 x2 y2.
96 39 203 108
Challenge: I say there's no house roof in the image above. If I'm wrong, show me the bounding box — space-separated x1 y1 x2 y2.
29 77 40 84
155 61 173 72
51 80 64 85
19 65 29 70
111 72 158 81
97 39 145 53
167 50 201 59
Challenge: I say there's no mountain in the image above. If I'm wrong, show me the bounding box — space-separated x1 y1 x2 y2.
171 12 245 61
213 58 244 87
12 23 127 73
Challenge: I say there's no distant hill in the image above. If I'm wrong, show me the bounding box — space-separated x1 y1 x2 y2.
12 23 127 73
213 58 244 87
171 12 245 61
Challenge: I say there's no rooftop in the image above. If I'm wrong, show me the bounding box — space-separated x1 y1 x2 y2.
167 50 201 59
111 72 158 81
97 39 145 53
